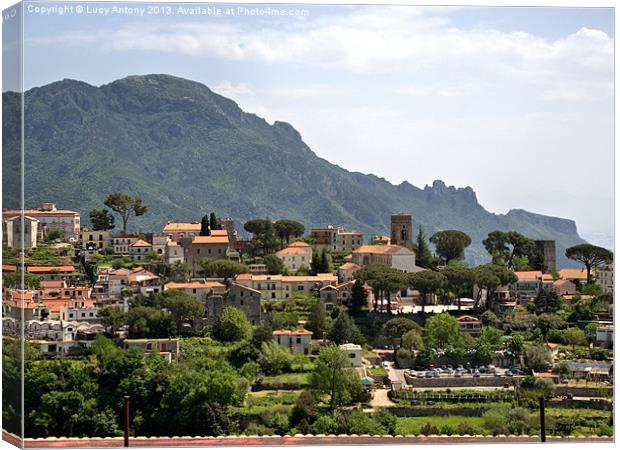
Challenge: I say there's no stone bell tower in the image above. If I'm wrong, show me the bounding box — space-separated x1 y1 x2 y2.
390 213 413 250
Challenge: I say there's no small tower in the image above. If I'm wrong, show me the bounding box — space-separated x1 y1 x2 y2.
391 213 413 250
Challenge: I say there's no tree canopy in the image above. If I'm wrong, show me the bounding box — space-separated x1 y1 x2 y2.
565 244 613 284
429 230 472 264
103 192 147 233
407 270 447 313
89 209 115 231
212 307 252 342
482 231 535 269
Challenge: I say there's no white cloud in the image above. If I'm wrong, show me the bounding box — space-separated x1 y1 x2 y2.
40 8 612 101
213 81 254 96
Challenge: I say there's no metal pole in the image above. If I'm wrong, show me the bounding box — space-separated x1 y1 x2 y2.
539 396 546 442
123 396 130 447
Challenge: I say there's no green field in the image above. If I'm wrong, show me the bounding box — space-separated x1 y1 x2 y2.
395 416 487 435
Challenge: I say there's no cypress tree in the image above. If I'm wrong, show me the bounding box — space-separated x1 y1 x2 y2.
415 225 433 268
349 279 367 317
209 212 219 230
200 214 210 236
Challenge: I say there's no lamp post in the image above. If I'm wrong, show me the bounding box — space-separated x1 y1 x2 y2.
539 396 546 442
123 396 130 447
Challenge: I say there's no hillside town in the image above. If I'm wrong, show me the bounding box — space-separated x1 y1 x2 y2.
2 195 614 439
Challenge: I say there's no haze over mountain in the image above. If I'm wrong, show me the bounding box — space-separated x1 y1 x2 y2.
2 74 586 266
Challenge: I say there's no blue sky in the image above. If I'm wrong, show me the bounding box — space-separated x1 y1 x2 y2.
4 2 615 246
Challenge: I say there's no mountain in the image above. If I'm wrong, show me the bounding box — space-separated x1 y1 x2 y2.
2 74 586 266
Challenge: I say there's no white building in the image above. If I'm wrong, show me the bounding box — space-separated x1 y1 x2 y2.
596 264 614 295
339 343 363 367
273 329 313 355
165 241 185 265
128 239 153 262
3 215 39 249
351 244 421 273
596 323 613 348
275 242 313 272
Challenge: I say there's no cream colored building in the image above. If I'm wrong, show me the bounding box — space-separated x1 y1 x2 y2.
3 203 80 240
79 228 110 250
165 280 227 302
3 215 39 249
186 231 230 273
235 273 337 300
339 343 363 367
351 244 420 273
311 225 364 252
596 264 613 295
163 222 202 242
275 242 313 271
128 239 153 262
273 329 313 355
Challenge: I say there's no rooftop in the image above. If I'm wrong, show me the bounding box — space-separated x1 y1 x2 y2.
353 244 411 255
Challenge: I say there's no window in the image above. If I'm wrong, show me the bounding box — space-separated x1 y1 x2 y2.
296 337 301 344
298 285 304 291
271 292 276 299
193 289 197 294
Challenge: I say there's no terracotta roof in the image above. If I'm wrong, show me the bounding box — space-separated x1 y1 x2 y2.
210 230 228 236
339 262 361 271
192 235 229 245
163 222 201 232
273 328 313 336
166 281 225 290
352 244 410 255
514 271 544 281
457 315 481 323
559 268 589 280
236 273 336 283
2 264 17 272
536 372 559 378
40 280 65 288
276 247 312 255
130 239 152 247
289 241 311 247
27 266 76 273
10 290 34 301
3 209 79 217
230 282 262 294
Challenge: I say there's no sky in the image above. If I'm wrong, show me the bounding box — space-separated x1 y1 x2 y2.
3 1 615 247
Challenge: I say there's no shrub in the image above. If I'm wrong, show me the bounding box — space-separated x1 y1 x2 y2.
310 415 339 435
457 421 483 436
243 423 274 436
420 422 439 436
373 408 397 435
439 424 457 436
337 411 386 436
257 341 293 375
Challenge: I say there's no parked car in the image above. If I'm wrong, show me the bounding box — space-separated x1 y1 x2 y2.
382 361 390 369
505 371 513 377
455 371 463 378
473 370 481 378
416 372 425 379
425 371 433 378
433 371 440 378
561 378 569 384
